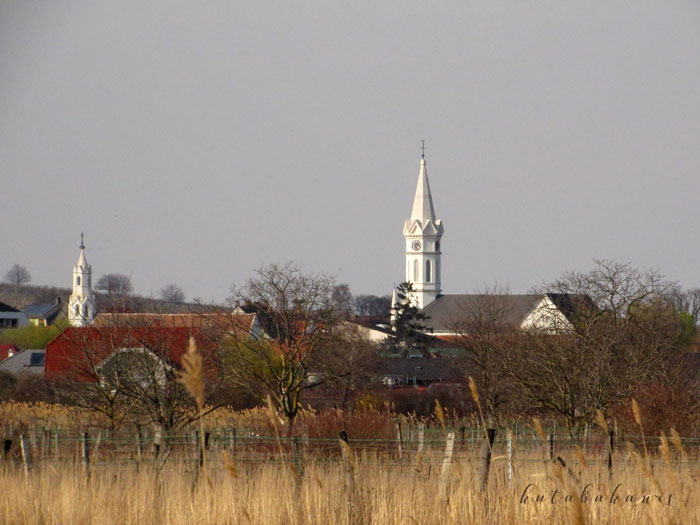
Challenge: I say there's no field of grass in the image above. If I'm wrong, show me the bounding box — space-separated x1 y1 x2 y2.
1 401 698 524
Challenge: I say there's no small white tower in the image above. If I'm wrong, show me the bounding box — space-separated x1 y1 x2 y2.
402 148 444 309
68 233 96 327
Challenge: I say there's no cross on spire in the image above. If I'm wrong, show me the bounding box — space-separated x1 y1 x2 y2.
421 139 426 158
80 232 84 250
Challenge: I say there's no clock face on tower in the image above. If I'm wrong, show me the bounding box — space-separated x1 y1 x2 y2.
411 240 422 251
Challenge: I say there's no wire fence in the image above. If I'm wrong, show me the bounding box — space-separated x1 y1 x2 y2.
2 423 699 472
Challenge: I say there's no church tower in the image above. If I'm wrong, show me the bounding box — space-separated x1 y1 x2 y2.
68 234 96 327
402 151 444 309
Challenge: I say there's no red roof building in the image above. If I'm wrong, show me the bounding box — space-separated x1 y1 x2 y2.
45 326 218 382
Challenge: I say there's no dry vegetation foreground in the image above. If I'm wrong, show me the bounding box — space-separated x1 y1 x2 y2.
1 439 698 524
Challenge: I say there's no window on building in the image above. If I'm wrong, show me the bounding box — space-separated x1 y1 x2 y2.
426 260 431 282
413 260 418 282
75 305 80 317
76 276 81 286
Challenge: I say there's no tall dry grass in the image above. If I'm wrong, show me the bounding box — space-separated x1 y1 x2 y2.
0 437 696 524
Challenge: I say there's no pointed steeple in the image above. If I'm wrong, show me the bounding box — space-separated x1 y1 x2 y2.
410 156 437 223
69 233 95 326
77 232 87 269
402 146 444 309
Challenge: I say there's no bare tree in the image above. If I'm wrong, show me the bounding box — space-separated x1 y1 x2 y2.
332 283 353 319
353 294 392 316
4 264 31 286
445 285 518 425
508 260 690 434
50 324 223 433
160 283 185 304
313 328 380 411
668 284 700 326
224 262 343 435
96 273 133 296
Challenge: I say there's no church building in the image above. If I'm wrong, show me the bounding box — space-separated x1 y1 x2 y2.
68 234 96 327
396 151 582 336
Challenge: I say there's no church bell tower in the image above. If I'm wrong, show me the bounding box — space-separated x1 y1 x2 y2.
402 149 443 309
68 233 96 327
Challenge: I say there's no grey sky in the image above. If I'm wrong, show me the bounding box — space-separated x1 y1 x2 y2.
2 2 699 303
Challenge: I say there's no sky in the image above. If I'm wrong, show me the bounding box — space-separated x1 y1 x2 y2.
2 2 700 304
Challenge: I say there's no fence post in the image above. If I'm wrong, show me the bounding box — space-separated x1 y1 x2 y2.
136 426 143 460
507 430 513 484
81 432 90 476
547 434 555 461
459 426 466 449
54 428 59 458
477 428 496 492
396 422 403 459
438 432 455 501
2 438 12 462
605 429 614 475
20 434 32 476
153 424 162 458
229 428 237 454
416 423 425 472
338 430 362 524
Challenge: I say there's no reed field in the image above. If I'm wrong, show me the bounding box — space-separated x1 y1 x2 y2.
1 401 699 524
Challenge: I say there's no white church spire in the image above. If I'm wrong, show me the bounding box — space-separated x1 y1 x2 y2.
410 155 437 223
402 146 444 309
68 233 96 327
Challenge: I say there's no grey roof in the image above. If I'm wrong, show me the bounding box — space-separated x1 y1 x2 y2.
0 349 45 375
421 294 543 333
421 293 594 333
22 303 62 320
0 302 20 313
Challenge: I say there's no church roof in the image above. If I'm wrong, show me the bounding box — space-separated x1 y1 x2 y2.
421 294 543 333
420 293 593 334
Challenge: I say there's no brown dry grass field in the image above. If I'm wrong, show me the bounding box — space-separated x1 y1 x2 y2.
1 401 698 524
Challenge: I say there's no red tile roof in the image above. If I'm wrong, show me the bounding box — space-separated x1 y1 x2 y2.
45 326 217 382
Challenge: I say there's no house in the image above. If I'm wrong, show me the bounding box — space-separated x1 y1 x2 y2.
343 316 392 343
44 326 217 383
22 298 64 326
92 311 263 339
0 344 20 360
0 302 29 330
0 349 45 375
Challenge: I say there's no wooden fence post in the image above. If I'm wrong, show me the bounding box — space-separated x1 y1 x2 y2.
416 423 425 472
153 424 162 458
396 422 403 459
2 438 12 462
54 428 59 459
605 429 614 475
338 430 362 524
20 434 32 476
136 426 143 460
507 430 513 484
81 432 90 475
438 432 455 501
229 428 237 454
547 434 555 461
477 429 496 492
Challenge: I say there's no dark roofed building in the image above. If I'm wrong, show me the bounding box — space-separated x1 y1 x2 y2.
0 349 45 375
0 302 29 329
22 298 64 326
